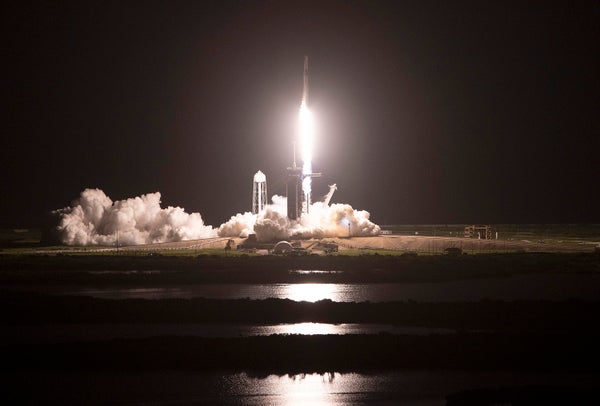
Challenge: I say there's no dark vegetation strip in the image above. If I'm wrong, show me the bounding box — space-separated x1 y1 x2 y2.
2 291 599 331
2 332 599 372
1 252 599 285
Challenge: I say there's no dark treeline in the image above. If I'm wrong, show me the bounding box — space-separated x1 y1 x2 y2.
2 291 599 332
1 252 598 286
3 333 600 373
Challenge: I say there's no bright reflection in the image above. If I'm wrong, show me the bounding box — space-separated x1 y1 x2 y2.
289 270 343 275
299 103 314 171
299 102 314 196
276 322 338 335
280 372 339 406
285 283 340 302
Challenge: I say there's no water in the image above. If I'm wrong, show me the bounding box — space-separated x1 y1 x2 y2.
49 273 600 302
0 323 453 344
6 370 599 405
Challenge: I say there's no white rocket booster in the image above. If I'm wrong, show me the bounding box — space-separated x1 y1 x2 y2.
302 55 309 106
288 55 320 220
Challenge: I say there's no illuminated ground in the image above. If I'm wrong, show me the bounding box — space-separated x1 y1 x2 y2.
328 235 596 253
112 234 596 254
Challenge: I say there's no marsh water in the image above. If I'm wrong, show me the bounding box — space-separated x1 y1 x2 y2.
7 370 599 405
45 272 600 302
6 269 600 404
0 323 454 344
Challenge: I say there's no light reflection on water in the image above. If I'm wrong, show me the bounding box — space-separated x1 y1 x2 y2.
273 322 337 335
1 323 452 344
8 370 600 405
259 322 440 336
216 370 600 406
56 283 358 302
285 283 339 302
8 369 600 405
278 372 340 406
36 273 600 302
289 270 343 274
226 372 391 406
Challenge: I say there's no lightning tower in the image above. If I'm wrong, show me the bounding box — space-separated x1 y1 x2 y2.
252 170 267 214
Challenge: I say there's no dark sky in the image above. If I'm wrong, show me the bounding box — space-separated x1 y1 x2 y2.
4 0 599 227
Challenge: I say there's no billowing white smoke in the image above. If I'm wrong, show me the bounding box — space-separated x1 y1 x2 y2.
218 211 256 239
218 195 380 241
55 189 380 245
55 188 217 245
253 195 292 241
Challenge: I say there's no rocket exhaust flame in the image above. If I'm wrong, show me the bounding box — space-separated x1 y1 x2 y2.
287 55 317 220
299 55 316 212
52 56 380 246
299 101 314 196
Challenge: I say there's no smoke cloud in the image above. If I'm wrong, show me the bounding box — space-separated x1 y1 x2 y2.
219 195 380 241
218 211 256 239
55 188 217 245
54 189 380 245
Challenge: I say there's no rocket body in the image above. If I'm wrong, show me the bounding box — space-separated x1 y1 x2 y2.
288 55 319 220
300 55 314 213
303 55 309 106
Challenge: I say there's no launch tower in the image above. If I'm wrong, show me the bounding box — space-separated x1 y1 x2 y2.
287 145 303 220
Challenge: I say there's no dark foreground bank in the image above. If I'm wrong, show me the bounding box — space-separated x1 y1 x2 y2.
2 291 600 332
1 252 599 286
3 332 600 373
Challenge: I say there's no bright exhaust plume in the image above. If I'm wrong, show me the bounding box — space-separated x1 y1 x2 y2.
299 101 314 198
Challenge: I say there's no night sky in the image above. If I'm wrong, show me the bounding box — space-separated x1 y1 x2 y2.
4 1 599 227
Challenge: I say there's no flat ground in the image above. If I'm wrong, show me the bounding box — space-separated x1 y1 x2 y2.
329 234 597 253
2 226 598 254
106 234 597 254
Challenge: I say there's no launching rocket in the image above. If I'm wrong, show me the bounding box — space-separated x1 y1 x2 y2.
303 55 309 106
287 55 320 221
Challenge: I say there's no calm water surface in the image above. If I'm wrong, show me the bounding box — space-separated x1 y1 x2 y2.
7 370 599 405
0 323 453 344
51 273 600 302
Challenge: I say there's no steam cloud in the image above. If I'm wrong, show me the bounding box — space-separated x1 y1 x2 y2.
55 188 380 245
55 189 216 245
219 195 380 241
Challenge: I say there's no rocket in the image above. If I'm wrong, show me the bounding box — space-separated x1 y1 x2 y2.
288 55 320 221
302 55 309 106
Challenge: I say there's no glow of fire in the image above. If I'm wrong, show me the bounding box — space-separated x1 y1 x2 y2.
299 101 314 196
